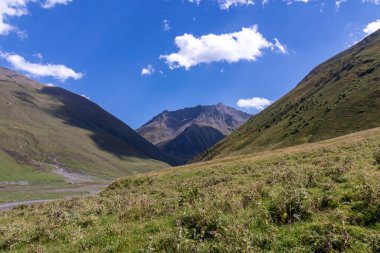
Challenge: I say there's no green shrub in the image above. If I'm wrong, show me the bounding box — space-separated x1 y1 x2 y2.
178 211 222 241
178 187 203 206
319 195 338 210
301 224 351 253
268 187 313 224
152 233 179 253
369 234 380 252
374 149 380 168
324 166 348 183
241 193 255 209
106 177 153 191
349 182 380 226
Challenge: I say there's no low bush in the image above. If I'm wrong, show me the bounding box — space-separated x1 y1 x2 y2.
349 182 380 226
268 187 313 224
301 224 351 253
178 210 222 241
374 149 380 168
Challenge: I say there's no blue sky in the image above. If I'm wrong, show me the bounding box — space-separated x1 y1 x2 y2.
0 0 379 128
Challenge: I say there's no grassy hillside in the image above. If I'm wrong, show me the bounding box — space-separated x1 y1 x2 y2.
0 67 174 181
196 30 380 162
1 127 379 252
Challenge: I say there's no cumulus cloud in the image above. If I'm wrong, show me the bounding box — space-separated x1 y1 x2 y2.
42 0 73 8
0 0 73 36
0 52 83 81
141 65 155 76
237 97 272 111
0 0 30 36
160 25 286 70
363 19 380 35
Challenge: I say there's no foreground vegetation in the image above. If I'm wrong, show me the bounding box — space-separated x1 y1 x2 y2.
1 128 380 252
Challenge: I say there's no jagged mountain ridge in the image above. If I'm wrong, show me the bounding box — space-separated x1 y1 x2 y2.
138 103 251 163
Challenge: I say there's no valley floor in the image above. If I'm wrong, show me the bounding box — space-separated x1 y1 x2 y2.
0 161 110 209
0 127 380 252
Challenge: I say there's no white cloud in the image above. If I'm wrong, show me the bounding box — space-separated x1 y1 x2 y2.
0 0 73 37
0 0 31 36
319 2 325 12
0 51 83 81
285 0 310 4
363 19 380 35
141 65 155 76
218 0 254 10
163 19 171 32
335 0 346 9
191 0 379 9
273 38 287 53
188 0 253 9
237 97 272 111
41 0 72 8
33 53 43 59
362 0 380 4
188 0 201 5
161 25 286 70
45 82 55 87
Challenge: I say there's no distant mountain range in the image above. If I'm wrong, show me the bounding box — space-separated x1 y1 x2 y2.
196 29 380 162
137 103 251 163
0 67 176 179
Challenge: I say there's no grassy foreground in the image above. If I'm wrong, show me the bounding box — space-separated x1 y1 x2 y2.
1 128 380 252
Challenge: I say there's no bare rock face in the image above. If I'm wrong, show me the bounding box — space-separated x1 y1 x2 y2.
137 103 252 164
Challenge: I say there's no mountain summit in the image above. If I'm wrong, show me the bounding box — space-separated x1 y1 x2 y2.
137 103 251 163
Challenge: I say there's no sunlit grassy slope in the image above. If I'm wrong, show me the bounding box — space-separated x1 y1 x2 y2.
1 127 379 252
196 30 380 162
0 151 61 183
0 68 175 180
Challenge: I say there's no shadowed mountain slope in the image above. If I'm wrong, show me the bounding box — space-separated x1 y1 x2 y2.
196 29 380 162
158 125 225 163
0 67 175 179
137 103 251 163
